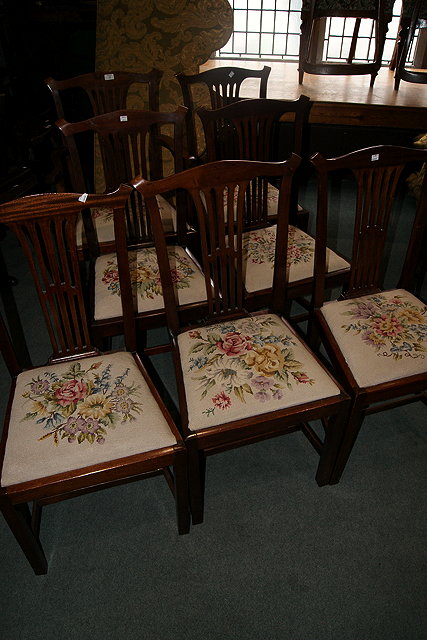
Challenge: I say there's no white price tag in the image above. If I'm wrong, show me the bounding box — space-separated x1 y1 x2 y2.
120 115 128 122
104 73 115 80
371 154 379 161
78 193 88 203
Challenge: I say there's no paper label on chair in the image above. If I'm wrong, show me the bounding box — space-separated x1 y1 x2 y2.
228 71 235 78
78 193 88 202
120 115 128 122
104 73 115 80
371 154 379 161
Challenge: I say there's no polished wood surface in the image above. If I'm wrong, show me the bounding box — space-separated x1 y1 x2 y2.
200 60 427 129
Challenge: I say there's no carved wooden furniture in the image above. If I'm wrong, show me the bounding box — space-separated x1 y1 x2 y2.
175 65 271 159
45 69 163 120
197 96 311 225
197 97 350 315
298 0 394 86
0 187 190 575
393 0 427 89
310 145 427 483
56 108 206 350
135 158 350 524
56 106 187 253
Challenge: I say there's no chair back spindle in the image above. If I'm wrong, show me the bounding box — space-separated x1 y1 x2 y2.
0 187 134 361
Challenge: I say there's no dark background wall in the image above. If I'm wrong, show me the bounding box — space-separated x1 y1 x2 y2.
0 0 96 188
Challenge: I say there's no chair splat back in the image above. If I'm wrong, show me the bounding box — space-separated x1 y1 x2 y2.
177 65 270 109
175 66 271 158
198 96 311 164
197 97 311 230
136 156 301 326
56 108 187 249
311 145 427 302
0 187 133 361
57 107 187 191
45 69 163 120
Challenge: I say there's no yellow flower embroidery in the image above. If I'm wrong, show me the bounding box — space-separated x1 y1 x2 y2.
398 308 425 324
245 343 285 376
79 395 115 419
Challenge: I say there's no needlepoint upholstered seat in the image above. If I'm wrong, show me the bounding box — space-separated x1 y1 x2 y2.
320 290 427 387
179 313 343 431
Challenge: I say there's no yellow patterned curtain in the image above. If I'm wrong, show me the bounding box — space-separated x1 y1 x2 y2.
96 0 233 110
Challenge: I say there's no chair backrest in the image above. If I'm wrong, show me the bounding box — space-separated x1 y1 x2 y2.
175 66 271 157
56 107 187 192
197 97 311 225
310 145 427 305
56 107 188 249
198 96 311 163
134 156 301 332
45 69 163 121
0 186 134 363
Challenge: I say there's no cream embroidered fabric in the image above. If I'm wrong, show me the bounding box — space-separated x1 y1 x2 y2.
266 184 304 215
2 352 177 487
178 313 341 431
243 224 350 292
76 196 177 247
94 245 207 321
320 289 427 387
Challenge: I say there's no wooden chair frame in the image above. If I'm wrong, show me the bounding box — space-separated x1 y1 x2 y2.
175 65 271 160
196 97 350 316
45 69 163 120
0 187 190 574
57 107 209 352
135 158 350 524
309 144 427 483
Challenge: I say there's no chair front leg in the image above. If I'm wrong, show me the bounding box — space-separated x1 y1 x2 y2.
329 396 366 485
173 450 191 535
315 398 351 486
0 498 48 575
187 441 206 525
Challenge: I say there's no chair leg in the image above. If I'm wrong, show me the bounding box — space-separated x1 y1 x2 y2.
347 18 361 63
298 16 309 85
394 22 410 91
369 72 378 88
187 443 206 525
315 398 351 486
328 398 365 485
0 499 48 575
174 452 191 535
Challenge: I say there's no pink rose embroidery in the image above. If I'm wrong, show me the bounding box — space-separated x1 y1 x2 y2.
217 332 252 356
102 269 119 285
54 380 88 406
